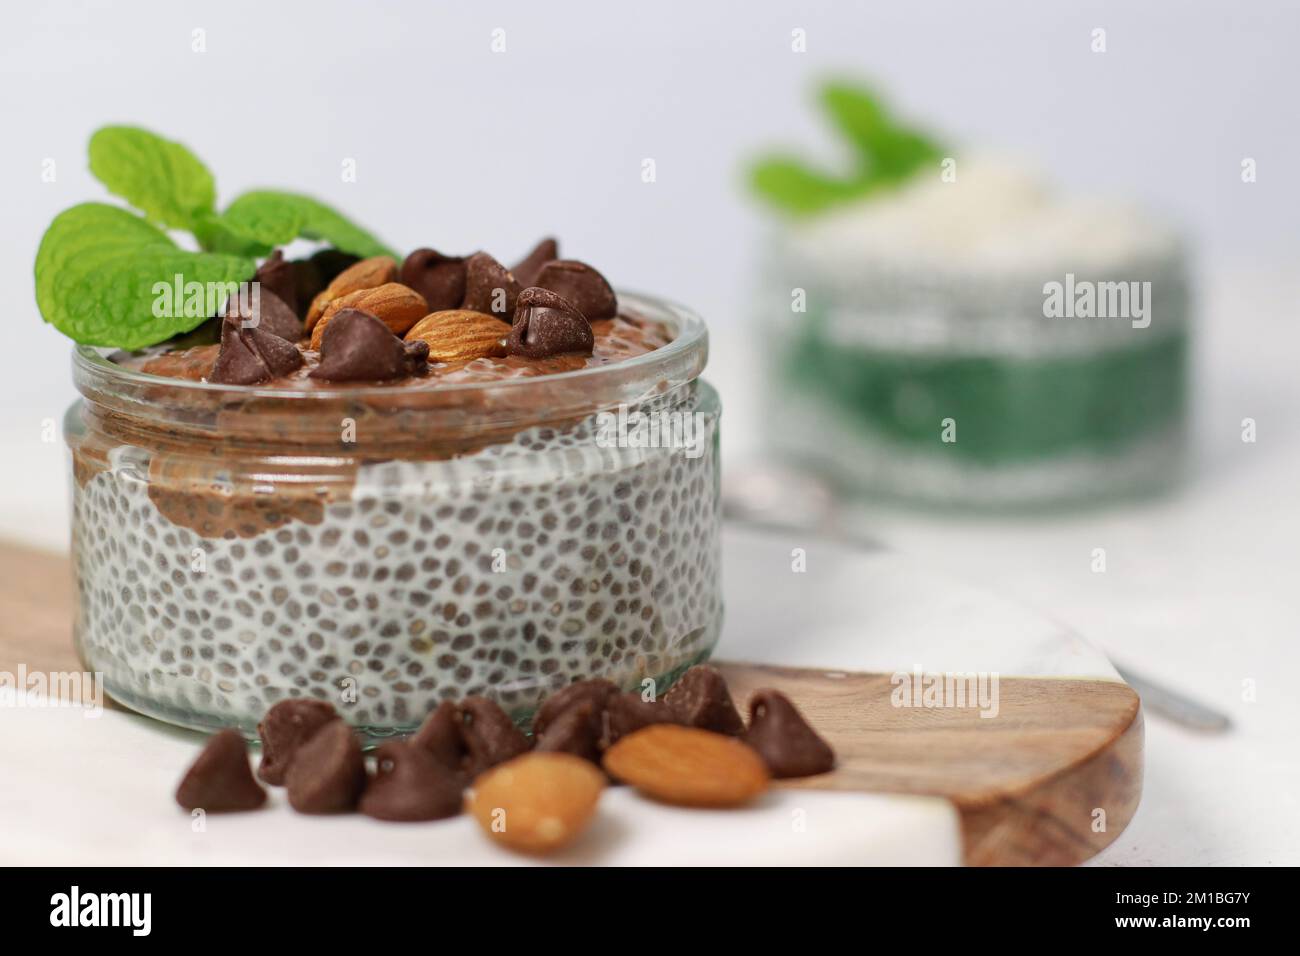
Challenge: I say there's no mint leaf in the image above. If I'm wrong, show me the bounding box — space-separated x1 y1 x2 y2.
88 126 216 232
819 83 943 182
748 81 946 216
748 157 868 217
191 210 275 257
35 203 254 349
221 191 396 259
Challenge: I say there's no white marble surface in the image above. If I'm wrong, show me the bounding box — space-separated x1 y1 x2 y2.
8 528 1074 867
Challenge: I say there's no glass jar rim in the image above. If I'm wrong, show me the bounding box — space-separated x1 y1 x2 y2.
71 290 709 452
73 289 707 401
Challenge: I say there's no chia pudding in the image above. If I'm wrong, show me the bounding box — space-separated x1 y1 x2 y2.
63 242 721 740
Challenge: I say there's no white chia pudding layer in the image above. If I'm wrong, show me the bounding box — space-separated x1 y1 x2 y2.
72 406 721 737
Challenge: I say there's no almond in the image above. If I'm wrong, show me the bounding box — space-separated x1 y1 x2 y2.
602 724 769 807
467 752 605 854
404 310 511 363
305 256 398 331
310 283 429 349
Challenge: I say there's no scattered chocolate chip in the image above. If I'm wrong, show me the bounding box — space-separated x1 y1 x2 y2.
285 720 367 813
459 696 530 778
309 309 428 382
175 729 267 812
460 252 521 318
209 318 304 385
359 741 465 822
665 665 746 736
506 288 594 359
532 678 618 736
225 288 302 342
511 237 559 288
399 248 467 312
411 700 467 774
535 701 603 764
744 689 836 778
535 259 617 320
254 250 300 317
601 691 677 748
256 698 339 785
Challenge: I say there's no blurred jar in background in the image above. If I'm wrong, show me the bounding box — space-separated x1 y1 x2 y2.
757 155 1190 510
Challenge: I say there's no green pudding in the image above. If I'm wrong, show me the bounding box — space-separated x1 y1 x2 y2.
759 159 1191 509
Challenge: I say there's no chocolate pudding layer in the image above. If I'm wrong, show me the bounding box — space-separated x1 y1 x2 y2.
67 292 720 739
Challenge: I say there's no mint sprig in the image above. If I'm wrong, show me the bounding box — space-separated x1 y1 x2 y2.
220 191 397 260
748 81 945 216
88 126 217 232
35 126 398 348
35 204 255 349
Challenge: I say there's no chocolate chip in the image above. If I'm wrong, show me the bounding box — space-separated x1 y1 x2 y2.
460 252 521 319
744 689 835 778
254 250 300 317
225 288 302 342
399 248 467 312
292 250 362 320
309 309 429 382
535 701 603 764
601 691 677 748
256 698 339 785
209 318 304 385
506 288 594 359
312 248 363 282
411 700 467 774
532 678 618 736
665 665 746 736
285 720 367 813
359 741 464 821
511 237 559 288
459 696 530 778
535 260 617 320
175 729 267 812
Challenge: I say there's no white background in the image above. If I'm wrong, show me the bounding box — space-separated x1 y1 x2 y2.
2 1 1298 866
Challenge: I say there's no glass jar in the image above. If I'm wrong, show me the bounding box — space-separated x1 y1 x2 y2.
65 292 721 739
759 239 1191 509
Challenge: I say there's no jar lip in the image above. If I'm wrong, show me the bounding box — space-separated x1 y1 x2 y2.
72 289 707 401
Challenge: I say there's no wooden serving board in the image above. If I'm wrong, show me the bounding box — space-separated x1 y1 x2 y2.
0 533 1141 866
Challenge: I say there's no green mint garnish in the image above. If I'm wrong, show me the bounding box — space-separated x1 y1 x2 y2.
748 80 945 216
88 126 217 233
220 191 397 260
35 203 254 350
35 125 398 348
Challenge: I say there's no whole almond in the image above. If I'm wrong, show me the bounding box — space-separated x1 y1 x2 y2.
310 283 429 349
602 724 768 808
305 256 398 331
467 752 605 854
405 310 511 363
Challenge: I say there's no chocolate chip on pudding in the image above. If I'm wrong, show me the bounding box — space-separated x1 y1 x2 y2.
460 251 521 319
309 308 429 382
399 247 467 313
209 316 304 385
506 287 594 359
511 236 559 288
534 260 618 321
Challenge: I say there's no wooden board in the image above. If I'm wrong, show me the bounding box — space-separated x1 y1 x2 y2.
0 539 1141 866
718 664 1141 867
